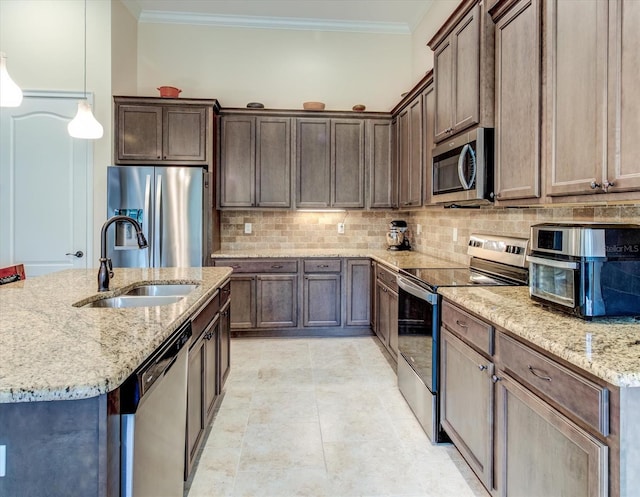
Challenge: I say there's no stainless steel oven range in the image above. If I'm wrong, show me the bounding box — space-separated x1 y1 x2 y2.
396 234 529 443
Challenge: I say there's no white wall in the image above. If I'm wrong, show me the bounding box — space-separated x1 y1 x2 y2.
137 23 413 111
112 0 138 96
0 0 112 261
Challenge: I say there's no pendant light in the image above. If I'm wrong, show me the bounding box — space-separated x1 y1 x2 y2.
0 52 23 107
68 0 103 139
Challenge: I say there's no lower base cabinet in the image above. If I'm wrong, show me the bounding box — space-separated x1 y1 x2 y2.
440 328 493 490
374 264 398 357
495 373 608 497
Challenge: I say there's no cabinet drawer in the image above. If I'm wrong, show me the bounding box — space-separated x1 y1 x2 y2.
192 290 220 340
497 332 609 436
303 258 341 273
441 302 493 355
376 264 398 292
215 259 298 273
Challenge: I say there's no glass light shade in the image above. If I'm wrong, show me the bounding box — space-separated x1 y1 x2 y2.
68 100 103 139
0 52 23 107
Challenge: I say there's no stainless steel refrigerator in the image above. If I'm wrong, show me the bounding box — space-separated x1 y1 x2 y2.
107 166 205 268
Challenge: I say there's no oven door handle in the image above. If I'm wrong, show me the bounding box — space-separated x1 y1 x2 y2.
526 255 579 270
397 276 438 304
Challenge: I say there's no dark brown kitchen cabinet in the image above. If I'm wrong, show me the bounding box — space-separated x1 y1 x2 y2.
219 298 231 387
114 97 215 165
257 275 298 328
367 118 396 208
397 98 423 208
422 83 435 205
374 264 398 358
229 276 256 329
296 118 365 208
428 0 494 143
303 259 342 327
441 327 494 490
219 115 292 208
345 258 371 327
491 0 542 202
544 0 640 200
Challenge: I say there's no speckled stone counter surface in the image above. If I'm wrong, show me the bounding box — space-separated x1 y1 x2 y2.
0 267 232 403
438 286 640 387
212 248 465 269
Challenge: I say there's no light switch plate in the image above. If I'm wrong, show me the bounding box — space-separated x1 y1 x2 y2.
244 223 252 234
452 227 458 242
416 224 422 235
337 223 345 234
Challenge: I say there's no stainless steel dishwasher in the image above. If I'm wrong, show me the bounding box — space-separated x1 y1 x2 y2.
119 321 192 497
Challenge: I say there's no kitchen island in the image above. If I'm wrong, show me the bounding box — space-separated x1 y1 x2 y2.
0 267 232 497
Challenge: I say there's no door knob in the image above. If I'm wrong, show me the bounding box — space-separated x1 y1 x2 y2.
66 250 84 258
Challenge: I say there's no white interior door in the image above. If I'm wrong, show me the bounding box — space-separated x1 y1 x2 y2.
0 91 93 276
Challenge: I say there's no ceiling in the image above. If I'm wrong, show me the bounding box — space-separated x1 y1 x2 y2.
122 0 435 34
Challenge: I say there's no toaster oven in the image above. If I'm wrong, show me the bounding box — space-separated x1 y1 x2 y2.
527 223 640 318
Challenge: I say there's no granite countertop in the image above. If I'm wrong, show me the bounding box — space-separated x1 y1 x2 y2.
0 267 232 403
212 248 465 270
439 286 640 388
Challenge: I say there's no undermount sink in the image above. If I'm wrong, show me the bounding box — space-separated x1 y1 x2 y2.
124 283 199 297
82 295 185 308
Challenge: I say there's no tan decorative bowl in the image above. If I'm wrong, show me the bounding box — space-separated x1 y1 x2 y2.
352 104 366 112
157 86 182 98
303 101 325 111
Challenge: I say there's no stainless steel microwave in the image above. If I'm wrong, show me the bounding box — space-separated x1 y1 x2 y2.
431 127 494 205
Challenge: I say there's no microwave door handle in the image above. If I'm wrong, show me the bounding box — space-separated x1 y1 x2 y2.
457 144 477 190
526 255 579 270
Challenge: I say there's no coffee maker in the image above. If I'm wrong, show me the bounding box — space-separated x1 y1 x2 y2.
386 220 411 251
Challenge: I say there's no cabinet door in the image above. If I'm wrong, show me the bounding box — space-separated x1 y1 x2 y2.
375 280 390 346
219 300 231 390
452 4 481 134
408 97 423 207
495 373 608 497
303 274 341 327
256 274 297 328
186 336 205 478
204 318 219 421
494 0 541 201
230 276 256 329
256 117 292 207
422 83 435 204
163 106 207 163
387 288 398 357
545 0 608 196
440 328 493 490
608 0 640 192
346 259 371 326
296 118 331 208
116 105 163 161
368 119 395 208
434 38 454 142
397 108 411 208
331 119 365 208
220 116 255 207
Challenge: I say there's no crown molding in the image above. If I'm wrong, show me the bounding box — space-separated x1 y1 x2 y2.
137 11 411 34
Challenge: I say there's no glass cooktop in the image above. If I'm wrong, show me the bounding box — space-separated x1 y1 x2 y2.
400 267 516 290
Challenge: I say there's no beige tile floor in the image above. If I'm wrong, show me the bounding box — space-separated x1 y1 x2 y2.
186 336 490 497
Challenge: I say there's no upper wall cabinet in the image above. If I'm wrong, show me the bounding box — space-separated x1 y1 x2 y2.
114 97 216 166
219 114 292 208
491 0 542 203
367 118 396 209
296 118 365 209
428 0 495 144
544 0 640 200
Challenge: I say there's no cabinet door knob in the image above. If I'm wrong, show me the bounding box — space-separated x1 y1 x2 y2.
590 181 601 190
602 180 615 193
478 364 488 371
491 374 501 383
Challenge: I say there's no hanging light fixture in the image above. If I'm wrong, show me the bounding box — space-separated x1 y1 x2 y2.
0 52 23 107
68 0 103 139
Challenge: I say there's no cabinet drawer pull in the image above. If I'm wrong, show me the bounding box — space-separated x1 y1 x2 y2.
528 365 552 381
271 264 283 269
317 264 329 268
455 319 468 328
478 364 487 371
231 265 240 269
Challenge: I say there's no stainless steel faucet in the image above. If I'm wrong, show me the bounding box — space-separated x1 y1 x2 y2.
98 215 148 292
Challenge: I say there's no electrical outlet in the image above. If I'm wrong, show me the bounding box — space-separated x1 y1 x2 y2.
416 224 422 235
337 223 345 234
0 444 6 477
244 223 252 234
452 228 458 242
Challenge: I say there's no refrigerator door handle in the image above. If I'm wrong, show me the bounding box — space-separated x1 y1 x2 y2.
144 174 152 267
155 173 162 266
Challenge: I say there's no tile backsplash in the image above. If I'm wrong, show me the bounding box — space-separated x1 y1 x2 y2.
219 205 640 263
